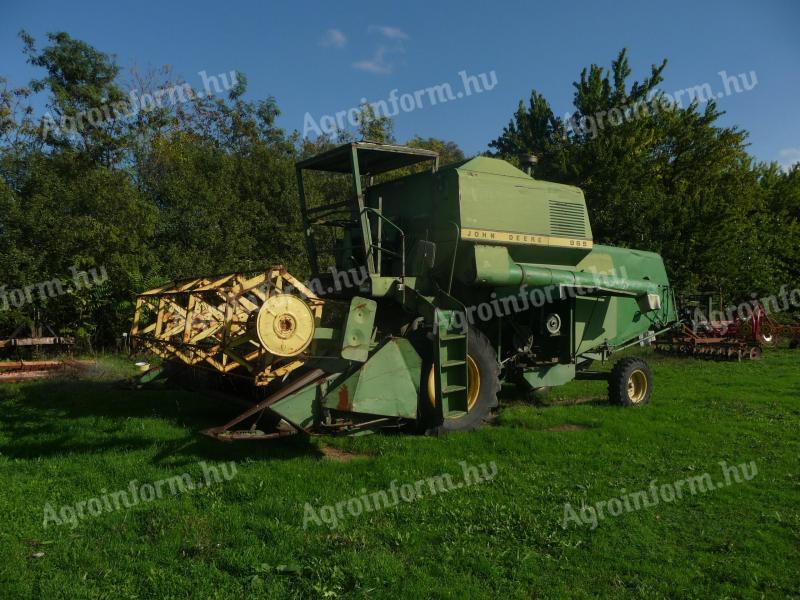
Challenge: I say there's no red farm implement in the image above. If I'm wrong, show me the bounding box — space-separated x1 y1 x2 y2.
772 321 800 348
654 295 774 361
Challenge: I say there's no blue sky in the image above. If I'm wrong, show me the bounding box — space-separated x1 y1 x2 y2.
2 0 798 167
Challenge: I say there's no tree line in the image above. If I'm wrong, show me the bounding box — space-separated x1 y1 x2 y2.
0 33 797 347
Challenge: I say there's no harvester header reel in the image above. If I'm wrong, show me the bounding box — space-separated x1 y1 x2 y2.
131 267 336 388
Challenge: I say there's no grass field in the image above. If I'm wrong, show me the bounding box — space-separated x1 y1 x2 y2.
0 349 798 598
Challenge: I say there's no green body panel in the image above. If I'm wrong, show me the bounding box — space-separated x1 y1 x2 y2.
482 242 675 353
572 244 675 353
322 338 421 419
522 363 576 388
138 366 165 384
340 297 377 362
457 158 593 266
312 327 336 341
362 276 416 298
270 373 341 430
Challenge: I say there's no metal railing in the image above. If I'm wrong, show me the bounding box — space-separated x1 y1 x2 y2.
360 207 405 289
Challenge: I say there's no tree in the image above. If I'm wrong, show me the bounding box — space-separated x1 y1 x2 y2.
20 31 132 165
407 135 465 166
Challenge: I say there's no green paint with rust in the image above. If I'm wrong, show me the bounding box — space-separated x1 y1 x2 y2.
340 296 377 362
321 338 421 419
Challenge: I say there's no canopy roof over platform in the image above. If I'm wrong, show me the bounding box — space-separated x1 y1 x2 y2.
296 141 438 175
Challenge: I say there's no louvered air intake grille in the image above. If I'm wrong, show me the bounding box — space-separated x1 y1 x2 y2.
549 200 587 237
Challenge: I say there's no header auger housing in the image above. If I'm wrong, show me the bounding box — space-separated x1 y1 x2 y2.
131 141 678 440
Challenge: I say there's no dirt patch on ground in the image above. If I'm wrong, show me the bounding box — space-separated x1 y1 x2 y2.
545 396 602 406
319 446 370 461
544 423 592 432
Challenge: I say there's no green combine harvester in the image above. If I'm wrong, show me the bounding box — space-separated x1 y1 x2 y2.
131 142 678 440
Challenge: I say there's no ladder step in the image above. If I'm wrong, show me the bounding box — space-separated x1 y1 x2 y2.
440 333 466 341
441 360 466 368
442 385 467 394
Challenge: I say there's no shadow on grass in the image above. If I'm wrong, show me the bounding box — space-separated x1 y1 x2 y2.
497 385 609 408
0 377 323 463
539 397 610 407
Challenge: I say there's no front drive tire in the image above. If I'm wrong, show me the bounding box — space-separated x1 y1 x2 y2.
608 357 653 407
426 327 501 434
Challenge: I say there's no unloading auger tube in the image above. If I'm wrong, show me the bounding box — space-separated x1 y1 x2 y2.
484 264 660 296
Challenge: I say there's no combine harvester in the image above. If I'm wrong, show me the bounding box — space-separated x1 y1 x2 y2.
131 142 678 440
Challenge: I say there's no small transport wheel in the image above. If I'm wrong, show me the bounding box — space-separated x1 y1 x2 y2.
758 321 775 346
608 357 653 407
424 327 501 434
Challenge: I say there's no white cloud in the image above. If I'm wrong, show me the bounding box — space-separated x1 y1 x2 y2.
368 25 409 40
320 28 347 48
778 147 800 172
353 26 408 75
353 47 392 75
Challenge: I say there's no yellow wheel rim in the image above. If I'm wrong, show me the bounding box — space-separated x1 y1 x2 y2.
627 369 648 404
427 356 481 417
256 294 315 357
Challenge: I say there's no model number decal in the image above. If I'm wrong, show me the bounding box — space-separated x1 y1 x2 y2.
460 228 593 249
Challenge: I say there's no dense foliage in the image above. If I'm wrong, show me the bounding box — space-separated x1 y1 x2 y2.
0 36 797 347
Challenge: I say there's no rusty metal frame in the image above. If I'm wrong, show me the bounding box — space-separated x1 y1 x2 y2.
201 368 327 441
0 360 95 382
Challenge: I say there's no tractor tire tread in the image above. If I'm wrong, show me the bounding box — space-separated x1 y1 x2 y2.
608 357 653 407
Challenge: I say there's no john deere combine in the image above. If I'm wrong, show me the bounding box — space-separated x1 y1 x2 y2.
131 142 678 440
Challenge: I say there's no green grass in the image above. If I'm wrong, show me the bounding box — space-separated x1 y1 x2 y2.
0 350 798 598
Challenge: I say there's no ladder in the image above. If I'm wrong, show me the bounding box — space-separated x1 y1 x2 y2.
433 308 470 420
